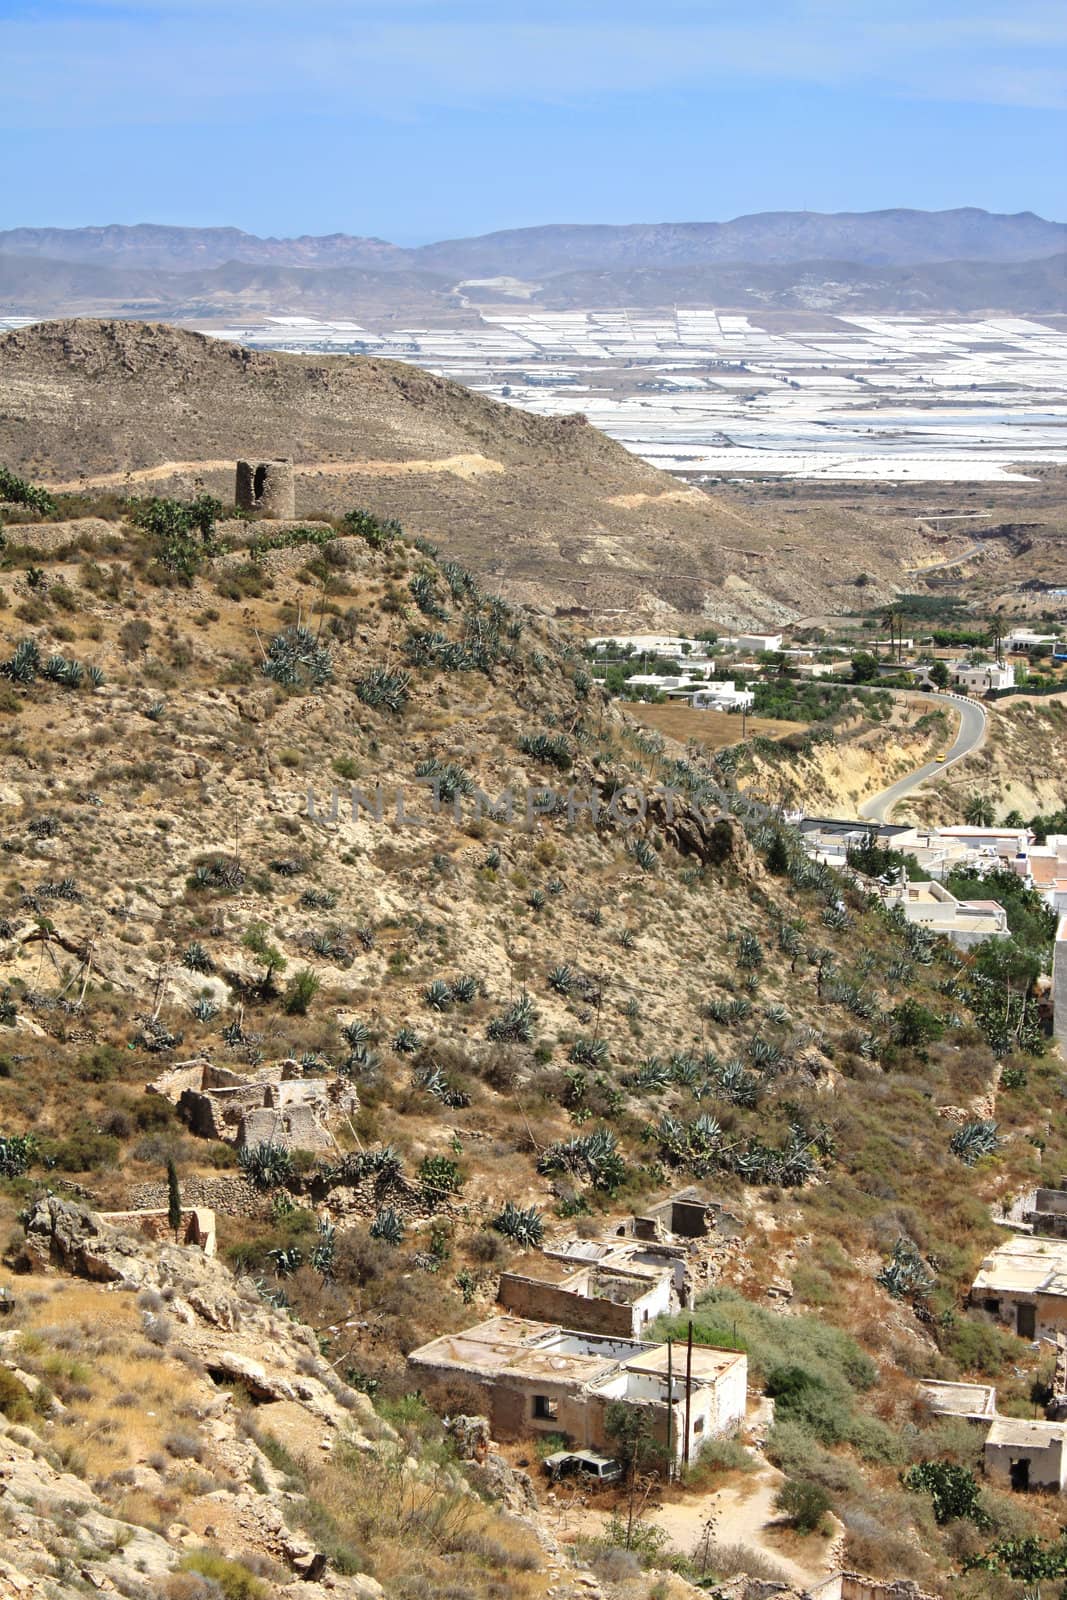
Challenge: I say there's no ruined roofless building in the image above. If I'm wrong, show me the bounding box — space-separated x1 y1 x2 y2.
235 458 295 519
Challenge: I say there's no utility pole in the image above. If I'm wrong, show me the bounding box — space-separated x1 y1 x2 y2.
666 1338 674 1482
683 1320 694 1471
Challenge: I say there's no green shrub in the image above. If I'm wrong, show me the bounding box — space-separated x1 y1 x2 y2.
902 1460 989 1527
774 1477 831 1533
179 1550 266 1600
283 967 321 1015
0 1366 34 1422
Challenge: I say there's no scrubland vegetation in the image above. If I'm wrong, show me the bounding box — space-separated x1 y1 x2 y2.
0 476 1064 1593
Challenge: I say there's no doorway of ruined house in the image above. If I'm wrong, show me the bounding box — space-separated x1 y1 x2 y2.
253 465 267 502
1010 1458 1031 1492
1017 1304 1036 1339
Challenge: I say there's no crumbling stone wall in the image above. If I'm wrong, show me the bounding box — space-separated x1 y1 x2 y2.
235 458 295 519
128 1175 265 1220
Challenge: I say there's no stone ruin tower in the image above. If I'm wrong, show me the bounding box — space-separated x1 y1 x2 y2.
235 458 295 519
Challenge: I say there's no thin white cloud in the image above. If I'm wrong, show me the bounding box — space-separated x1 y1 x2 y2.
1 2 1065 128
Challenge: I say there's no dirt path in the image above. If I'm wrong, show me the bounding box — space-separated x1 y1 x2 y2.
560 1399 835 1591
658 1456 832 1589
44 452 507 491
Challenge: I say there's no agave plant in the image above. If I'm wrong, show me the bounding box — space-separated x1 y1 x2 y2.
262 624 333 689
413 1061 472 1109
538 1128 625 1193
370 1207 405 1246
181 941 215 974
342 1019 370 1049
409 572 449 620
451 974 478 1004
486 993 536 1044
568 1036 608 1067
950 1120 1000 1167
239 1142 295 1191
631 1057 668 1093
355 667 410 713
310 1219 337 1277
518 731 573 772
267 1245 304 1277
749 1038 784 1072
631 837 657 872
392 1026 421 1054
877 1235 934 1301
191 996 219 1023
492 1201 544 1247
713 1059 760 1109
414 756 474 804
403 630 470 671
300 887 338 910
423 979 454 1012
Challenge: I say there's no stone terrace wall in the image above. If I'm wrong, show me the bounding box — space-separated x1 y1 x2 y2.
129 1175 265 1220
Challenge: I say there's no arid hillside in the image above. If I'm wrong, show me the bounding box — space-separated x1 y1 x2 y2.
0 489 1063 1591
0 319 948 628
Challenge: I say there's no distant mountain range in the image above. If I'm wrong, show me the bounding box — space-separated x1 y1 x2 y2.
3 208 1065 272
1 209 1063 318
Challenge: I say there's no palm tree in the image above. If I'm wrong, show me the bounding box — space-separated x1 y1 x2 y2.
990 617 1004 665
964 794 995 827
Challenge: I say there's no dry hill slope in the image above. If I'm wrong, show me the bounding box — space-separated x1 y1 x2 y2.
0 498 1061 1591
0 319 943 627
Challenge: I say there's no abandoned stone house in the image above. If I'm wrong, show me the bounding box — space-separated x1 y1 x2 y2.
95 1206 217 1256
407 1314 747 1467
1023 1180 1067 1238
918 1377 1067 1494
148 1059 357 1153
917 1379 997 1424
497 1256 674 1340
984 1416 1067 1493
969 1235 1067 1339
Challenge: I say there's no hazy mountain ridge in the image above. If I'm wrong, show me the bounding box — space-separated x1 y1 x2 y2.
2 207 1063 282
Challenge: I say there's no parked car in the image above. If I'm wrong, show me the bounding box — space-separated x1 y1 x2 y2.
542 1449 623 1486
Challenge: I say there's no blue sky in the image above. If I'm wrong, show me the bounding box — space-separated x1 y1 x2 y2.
3 0 1065 240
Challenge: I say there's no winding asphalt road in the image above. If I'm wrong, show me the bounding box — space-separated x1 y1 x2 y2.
858 692 988 824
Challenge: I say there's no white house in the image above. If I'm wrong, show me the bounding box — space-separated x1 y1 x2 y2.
1030 840 1067 913
624 674 697 695
691 681 755 712
736 632 783 654
883 878 1009 950
1006 629 1059 652
951 660 1015 693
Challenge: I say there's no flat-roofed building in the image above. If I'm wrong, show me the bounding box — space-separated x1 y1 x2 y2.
970 1235 1067 1340
918 1380 996 1423
408 1315 746 1467
985 1416 1067 1492
883 878 1009 950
